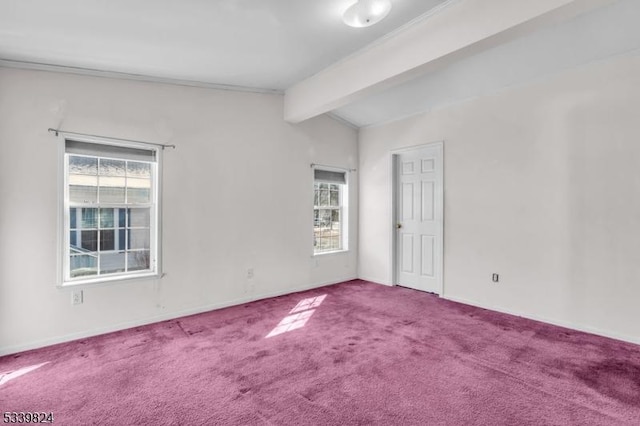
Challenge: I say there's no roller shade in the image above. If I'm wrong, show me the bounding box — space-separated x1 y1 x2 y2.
314 169 346 184
66 140 157 162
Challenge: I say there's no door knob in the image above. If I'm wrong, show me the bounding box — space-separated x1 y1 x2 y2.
396 223 402 229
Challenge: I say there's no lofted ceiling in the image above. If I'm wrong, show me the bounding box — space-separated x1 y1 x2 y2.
0 0 637 128
334 0 640 126
0 0 450 91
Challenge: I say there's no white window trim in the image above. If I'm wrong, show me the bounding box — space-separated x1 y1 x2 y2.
56 133 163 287
312 165 349 256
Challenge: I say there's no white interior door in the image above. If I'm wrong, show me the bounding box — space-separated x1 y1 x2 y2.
395 143 443 294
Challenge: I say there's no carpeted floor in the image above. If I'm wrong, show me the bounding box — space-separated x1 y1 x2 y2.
1 280 639 425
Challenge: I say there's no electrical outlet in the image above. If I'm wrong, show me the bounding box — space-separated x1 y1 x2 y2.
247 268 254 279
72 290 83 305
492 273 499 283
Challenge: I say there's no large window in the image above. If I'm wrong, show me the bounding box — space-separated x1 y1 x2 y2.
313 168 347 254
61 139 160 285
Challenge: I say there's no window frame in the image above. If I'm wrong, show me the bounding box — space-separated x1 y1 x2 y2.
312 166 349 256
57 134 163 287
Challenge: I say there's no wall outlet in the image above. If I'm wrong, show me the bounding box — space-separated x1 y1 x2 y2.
247 268 254 279
72 290 83 305
492 273 499 283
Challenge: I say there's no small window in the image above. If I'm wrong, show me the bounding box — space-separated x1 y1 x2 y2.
61 139 161 285
313 168 348 254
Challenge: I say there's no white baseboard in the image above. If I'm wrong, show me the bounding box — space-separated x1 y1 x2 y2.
0 277 356 357
357 275 392 286
443 294 640 346
9 277 634 356
309 276 359 289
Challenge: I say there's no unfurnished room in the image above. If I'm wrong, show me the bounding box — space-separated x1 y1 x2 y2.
1 0 640 424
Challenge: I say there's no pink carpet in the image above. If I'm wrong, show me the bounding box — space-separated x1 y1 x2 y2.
2 280 639 425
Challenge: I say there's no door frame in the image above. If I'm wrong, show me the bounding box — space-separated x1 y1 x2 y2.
390 141 444 295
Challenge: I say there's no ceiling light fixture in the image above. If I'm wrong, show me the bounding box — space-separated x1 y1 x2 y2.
342 0 392 28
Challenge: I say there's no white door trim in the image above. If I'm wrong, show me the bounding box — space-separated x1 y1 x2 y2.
389 141 444 295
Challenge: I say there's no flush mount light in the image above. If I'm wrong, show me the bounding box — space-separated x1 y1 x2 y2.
342 0 392 28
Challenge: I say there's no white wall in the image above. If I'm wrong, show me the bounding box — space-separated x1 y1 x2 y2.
0 68 358 355
358 52 640 344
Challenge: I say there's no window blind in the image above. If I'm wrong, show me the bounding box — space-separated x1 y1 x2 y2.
66 140 157 162
314 169 346 184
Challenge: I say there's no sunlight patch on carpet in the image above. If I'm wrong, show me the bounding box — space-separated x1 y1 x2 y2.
0 362 49 386
290 295 326 314
266 294 326 338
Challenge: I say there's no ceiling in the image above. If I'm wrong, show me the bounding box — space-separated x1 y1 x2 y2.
0 0 450 90
334 0 640 126
0 0 637 127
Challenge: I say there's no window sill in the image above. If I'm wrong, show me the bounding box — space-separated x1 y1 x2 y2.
313 249 349 257
59 271 162 288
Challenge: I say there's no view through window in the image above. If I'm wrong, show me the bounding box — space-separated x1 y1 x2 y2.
63 140 159 284
313 169 347 254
